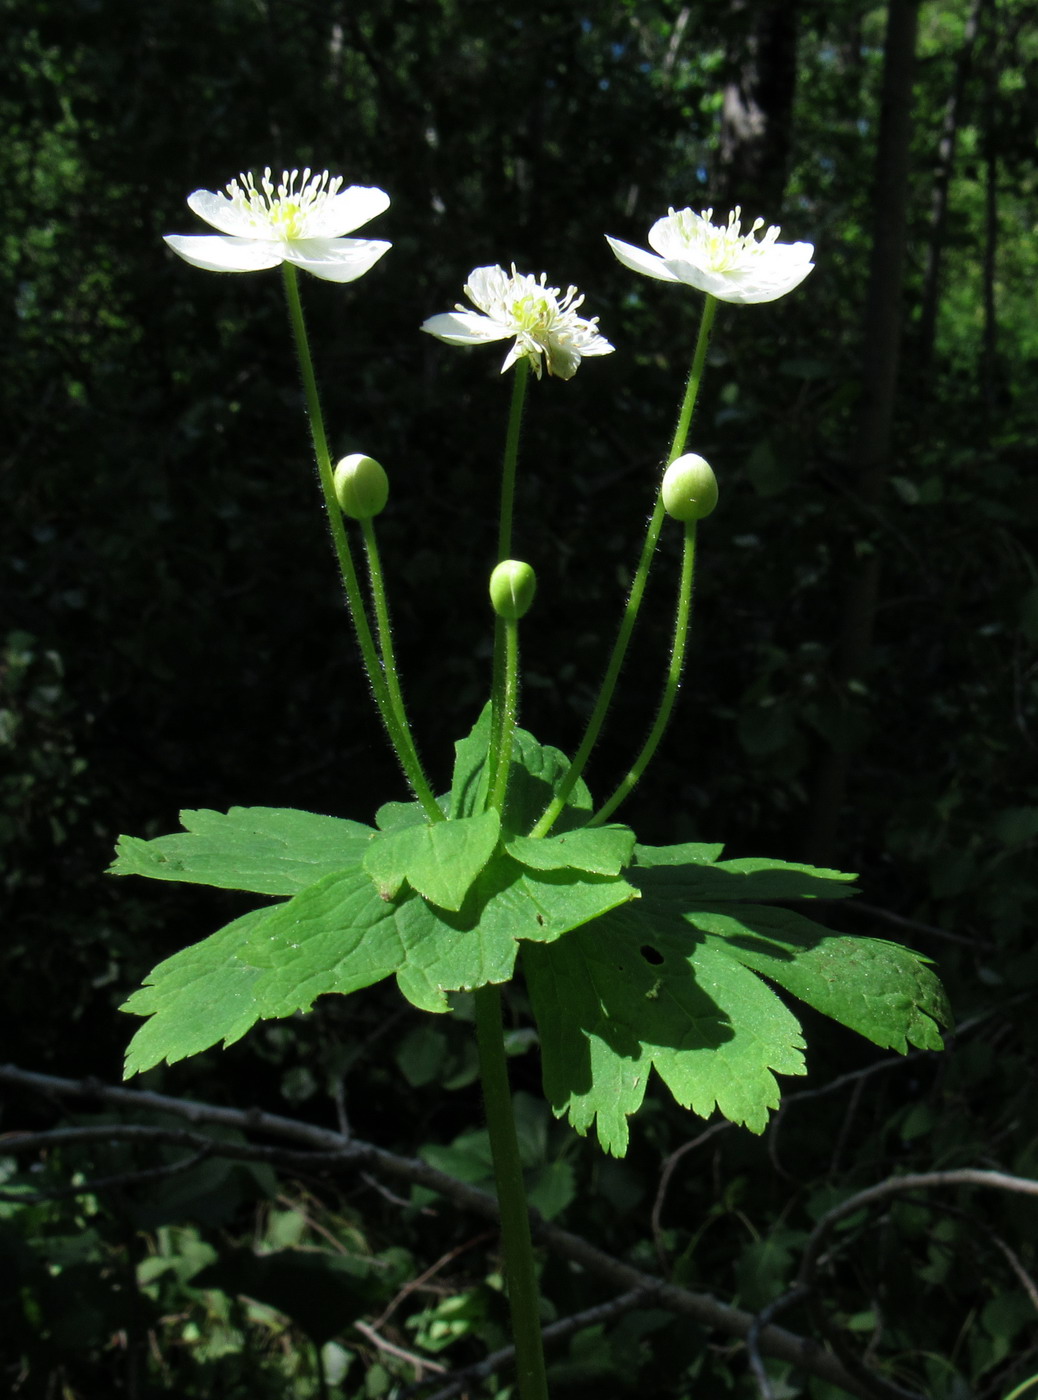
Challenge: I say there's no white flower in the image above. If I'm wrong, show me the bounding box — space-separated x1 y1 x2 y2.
421 264 614 379
163 167 391 283
607 207 814 305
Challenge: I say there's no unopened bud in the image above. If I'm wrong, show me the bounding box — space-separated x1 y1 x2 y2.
661 453 718 522
489 560 537 620
333 453 389 519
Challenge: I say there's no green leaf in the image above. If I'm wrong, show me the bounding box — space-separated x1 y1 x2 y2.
240 866 418 1009
449 705 593 835
526 846 949 1156
634 843 856 900
393 856 638 1012
109 807 373 896
449 705 493 819
506 824 636 875
686 905 949 1053
235 855 636 1019
374 799 446 832
362 809 501 911
121 838 639 1070
121 909 275 1075
504 724 594 836
525 905 807 1157
632 841 725 867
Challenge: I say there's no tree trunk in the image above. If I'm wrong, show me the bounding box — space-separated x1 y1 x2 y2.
805 0 921 868
717 0 800 211
980 0 1001 418
917 0 985 377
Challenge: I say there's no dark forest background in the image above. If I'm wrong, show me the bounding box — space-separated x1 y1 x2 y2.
2 0 1037 1397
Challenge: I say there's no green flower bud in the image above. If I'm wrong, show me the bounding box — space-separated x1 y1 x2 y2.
333 453 389 519
489 559 537 620
661 453 719 522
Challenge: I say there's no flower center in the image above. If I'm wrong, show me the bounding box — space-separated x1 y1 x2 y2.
506 272 585 343
224 168 344 240
673 207 780 270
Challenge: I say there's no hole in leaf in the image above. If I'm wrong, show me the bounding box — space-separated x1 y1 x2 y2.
640 944 664 966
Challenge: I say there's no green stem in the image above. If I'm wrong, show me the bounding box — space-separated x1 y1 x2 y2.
528 295 718 838
358 515 437 813
487 617 520 813
498 359 530 563
590 520 698 825
280 265 440 822
487 360 530 816
473 984 550 1400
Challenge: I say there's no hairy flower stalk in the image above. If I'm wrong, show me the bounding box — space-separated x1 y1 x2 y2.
164 167 391 282
422 264 614 379
607 206 814 304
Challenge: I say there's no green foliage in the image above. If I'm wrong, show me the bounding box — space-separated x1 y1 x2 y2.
5 0 1037 1393
116 713 947 1155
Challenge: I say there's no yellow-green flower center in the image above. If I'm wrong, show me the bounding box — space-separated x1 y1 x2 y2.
672 206 780 270
225 167 344 240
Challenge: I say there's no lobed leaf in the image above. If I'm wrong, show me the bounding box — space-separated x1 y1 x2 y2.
109 807 373 896
121 909 276 1075
525 901 807 1156
527 847 949 1155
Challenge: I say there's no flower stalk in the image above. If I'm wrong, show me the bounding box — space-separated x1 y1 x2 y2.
529 295 718 838
590 519 699 826
281 265 440 822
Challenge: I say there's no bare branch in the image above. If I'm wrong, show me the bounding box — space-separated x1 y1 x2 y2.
0 1062 919 1400
798 1168 1038 1290
651 1120 733 1271
353 1320 447 1380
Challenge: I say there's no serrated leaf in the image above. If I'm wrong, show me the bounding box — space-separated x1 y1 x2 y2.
525 903 806 1156
363 810 501 911
684 905 950 1051
526 855 949 1155
120 908 275 1075
506 824 635 876
110 807 373 896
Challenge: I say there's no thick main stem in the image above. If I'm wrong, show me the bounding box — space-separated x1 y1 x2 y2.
529 296 718 838
473 984 550 1400
280 265 440 822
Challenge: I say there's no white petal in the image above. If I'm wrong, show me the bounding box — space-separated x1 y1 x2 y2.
576 335 615 357
163 233 284 273
678 245 815 304
544 342 580 380
501 340 540 377
463 265 512 314
656 260 728 298
647 212 695 261
284 237 391 283
305 185 390 237
421 310 512 346
186 190 258 237
605 236 681 283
